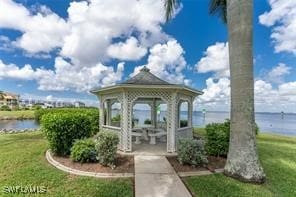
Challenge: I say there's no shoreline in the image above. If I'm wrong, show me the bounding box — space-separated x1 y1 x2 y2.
0 128 39 134
0 117 35 120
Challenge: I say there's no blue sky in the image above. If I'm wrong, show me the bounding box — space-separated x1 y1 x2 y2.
0 0 295 112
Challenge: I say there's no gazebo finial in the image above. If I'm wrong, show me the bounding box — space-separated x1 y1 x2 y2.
140 66 150 72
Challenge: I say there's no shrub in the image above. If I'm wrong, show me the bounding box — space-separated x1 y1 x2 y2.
177 138 208 166
111 114 121 127
95 131 119 168
70 139 97 163
42 112 92 156
0 105 11 111
205 119 260 157
33 105 42 110
180 120 188 128
255 123 260 135
205 120 230 157
111 114 121 122
36 108 99 135
144 119 151 125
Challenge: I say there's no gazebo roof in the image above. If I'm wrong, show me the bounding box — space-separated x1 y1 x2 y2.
122 67 170 85
90 67 203 95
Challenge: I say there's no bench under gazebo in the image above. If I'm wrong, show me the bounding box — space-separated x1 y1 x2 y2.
91 67 202 153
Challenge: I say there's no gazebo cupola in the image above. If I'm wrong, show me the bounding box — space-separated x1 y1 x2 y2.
91 67 202 153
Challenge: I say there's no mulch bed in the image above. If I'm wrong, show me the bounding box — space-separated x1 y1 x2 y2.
52 154 134 173
167 156 226 172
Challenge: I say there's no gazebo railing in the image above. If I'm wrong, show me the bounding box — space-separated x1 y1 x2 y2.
102 125 121 131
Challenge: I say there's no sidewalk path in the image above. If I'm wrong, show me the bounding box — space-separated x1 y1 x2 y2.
135 155 192 197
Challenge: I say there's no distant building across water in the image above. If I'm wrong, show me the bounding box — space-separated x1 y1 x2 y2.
19 98 86 109
0 90 86 109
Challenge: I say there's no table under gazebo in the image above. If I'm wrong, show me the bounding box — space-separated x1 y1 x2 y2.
91 67 202 153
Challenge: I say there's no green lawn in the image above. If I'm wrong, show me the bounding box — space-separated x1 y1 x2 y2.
0 132 133 196
0 110 35 119
187 130 296 196
1 130 295 196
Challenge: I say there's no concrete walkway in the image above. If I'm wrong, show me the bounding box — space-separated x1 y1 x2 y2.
135 156 192 197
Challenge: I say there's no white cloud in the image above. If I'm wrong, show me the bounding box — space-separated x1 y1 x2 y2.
0 0 170 64
0 60 36 80
196 76 296 112
0 58 124 92
131 40 189 85
254 80 296 112
107 37 147 61
0 0 174 92
0 0 69 54
279 81 296 96
259 0 296 55
195 42 229 77
193 41 296 112
36 57 125 92
265 63 292 83
198 77 230 104
46 95 53 101
61 0 168 65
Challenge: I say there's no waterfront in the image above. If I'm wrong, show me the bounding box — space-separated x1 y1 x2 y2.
1 111 295 136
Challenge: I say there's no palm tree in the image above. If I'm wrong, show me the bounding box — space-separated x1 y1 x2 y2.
165 0 265 183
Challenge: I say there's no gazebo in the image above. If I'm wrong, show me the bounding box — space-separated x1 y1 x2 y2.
91 67 202 153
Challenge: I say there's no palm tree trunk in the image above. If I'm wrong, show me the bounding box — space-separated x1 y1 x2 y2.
224 0 265 183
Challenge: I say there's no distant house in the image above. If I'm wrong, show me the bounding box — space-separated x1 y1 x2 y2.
0 91 20 109
19 97 85 109
74 101 85 108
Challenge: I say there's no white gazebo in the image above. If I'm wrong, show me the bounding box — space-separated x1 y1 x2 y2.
91 67 202 153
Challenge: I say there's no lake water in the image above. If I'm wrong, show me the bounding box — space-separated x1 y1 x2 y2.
0 119 39 130
0 111 295 136
133 111 296 136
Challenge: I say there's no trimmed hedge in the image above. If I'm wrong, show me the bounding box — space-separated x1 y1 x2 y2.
71 139 97 163
144 119 151 125
42 112 92 156
205 120 230 157
177 138 208 166
180 120 188 128
95 131 119 168
36 108 99 134
205 119 260 157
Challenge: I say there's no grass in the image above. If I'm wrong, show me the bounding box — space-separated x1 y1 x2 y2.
187 129 296 197
0 129 295 196
0 132 133 196
0 110 35 119
193 127 206 137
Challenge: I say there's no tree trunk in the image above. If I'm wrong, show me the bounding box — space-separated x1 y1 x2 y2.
224 0 265 183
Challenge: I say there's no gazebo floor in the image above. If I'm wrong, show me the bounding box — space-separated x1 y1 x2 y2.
118 141 177 156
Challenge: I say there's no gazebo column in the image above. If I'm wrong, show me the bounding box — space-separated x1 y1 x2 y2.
152 98 157 128
99 98 104 131
167 92 177 152
189 97 193 128
106 100 111 125
121 91 132 152
148 103 153 126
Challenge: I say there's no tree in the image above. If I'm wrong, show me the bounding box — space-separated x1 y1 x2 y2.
164 0 265 183
0 91 4 100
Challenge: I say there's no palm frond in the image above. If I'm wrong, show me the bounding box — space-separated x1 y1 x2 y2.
209 0 227 23
164 0 178 22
